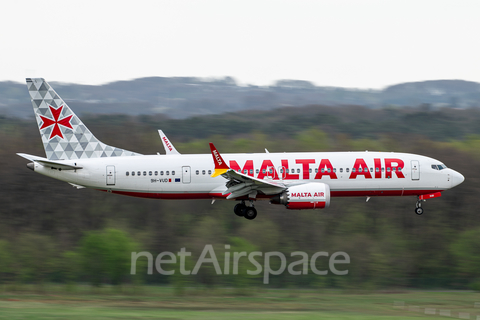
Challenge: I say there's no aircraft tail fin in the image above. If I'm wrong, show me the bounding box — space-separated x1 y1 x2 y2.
26 78 140 160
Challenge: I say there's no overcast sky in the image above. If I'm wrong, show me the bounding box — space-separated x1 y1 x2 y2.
2 0 479 89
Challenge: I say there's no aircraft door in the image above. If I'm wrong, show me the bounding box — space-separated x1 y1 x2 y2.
278 166 287 180
106 165 116 185
182 166 191 184
411 160 420 180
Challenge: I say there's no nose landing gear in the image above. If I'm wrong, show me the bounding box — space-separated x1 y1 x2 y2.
233 200 257 220
415 198 424 215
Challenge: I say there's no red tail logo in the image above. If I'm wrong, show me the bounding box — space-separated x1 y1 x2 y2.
39 105 73 140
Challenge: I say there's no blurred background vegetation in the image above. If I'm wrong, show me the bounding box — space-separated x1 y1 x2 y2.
0 98 479 292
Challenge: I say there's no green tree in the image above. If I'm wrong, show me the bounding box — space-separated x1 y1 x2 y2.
450 227 480 288
80 228 135 286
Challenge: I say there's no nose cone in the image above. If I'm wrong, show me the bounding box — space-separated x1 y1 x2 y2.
451 170 465 187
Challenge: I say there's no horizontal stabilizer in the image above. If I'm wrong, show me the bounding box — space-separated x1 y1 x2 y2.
17 153 82 170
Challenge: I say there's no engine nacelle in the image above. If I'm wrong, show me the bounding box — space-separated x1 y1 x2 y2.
270 182 331 210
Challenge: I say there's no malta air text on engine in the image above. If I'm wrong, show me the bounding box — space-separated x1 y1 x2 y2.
291 192 325 198
229 158 406 180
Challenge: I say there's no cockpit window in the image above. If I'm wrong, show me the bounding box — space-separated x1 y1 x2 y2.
432 164 447 170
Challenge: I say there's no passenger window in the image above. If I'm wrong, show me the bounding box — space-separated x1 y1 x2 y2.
262 169 266 174
160 171 164 175
334 168 337 173
166 171 169 175
132 171 135 176
352 168 356 173
309 168 312 173
398 167 402 171
137 171 141 176
387 168 391 172
315 168 318 173
340 168 343 173
149 171 152 176
321 168 325 173
155 171 158 176
250 169 253 174
327 168 331 173
280 168 284 173
297 168 300 174
202 170 206 175
143 171 147 176
126 172 129 176
376 168 379 172
196 170 199 175
172 171 175 175
358 168 362 172
346 168 350 173
382 167 384 172
256 169 259 174
370 168 373 172
208 170 211 175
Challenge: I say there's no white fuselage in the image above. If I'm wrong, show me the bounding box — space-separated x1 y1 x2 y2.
30 151 464 200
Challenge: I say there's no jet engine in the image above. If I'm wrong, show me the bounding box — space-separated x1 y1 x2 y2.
270 182 331 210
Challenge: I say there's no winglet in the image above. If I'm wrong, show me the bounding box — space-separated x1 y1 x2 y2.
158 130 181 155
209 143 229 177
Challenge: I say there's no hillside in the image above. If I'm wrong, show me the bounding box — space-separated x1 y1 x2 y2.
1 77 479 119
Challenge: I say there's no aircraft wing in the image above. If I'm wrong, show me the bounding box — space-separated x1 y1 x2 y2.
209 143 286 199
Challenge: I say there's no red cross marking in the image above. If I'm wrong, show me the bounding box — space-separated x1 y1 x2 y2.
39 105 73 140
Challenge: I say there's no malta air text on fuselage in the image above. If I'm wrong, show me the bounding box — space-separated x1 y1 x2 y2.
227 154 406 180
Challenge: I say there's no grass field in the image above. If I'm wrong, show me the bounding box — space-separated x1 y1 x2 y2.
0 285 478 319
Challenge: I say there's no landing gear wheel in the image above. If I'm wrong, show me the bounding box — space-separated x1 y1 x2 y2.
244 207 257 220
234 203 246 217
415 207 424 215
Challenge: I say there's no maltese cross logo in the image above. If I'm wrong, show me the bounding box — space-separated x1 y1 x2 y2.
39 105 73 140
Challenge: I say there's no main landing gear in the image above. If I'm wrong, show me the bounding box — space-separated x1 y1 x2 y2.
233 200 257 220
415 198 424 215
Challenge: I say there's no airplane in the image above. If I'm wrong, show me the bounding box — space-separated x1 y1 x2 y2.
18 78 465 220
